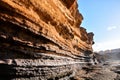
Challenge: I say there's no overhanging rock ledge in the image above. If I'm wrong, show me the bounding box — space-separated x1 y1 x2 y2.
0 0 94 79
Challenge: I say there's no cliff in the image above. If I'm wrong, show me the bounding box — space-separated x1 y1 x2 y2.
0 0 94 80
95 48 120 63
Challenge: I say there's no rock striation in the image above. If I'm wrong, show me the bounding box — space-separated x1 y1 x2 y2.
0 0 94 80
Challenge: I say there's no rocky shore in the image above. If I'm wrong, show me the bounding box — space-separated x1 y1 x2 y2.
73 64 120 80
1 0 119 80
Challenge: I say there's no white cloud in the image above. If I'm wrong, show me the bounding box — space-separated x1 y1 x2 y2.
93 40 120 51
107 26 117 31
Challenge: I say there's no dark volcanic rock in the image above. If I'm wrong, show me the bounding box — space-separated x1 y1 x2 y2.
0 0 94 80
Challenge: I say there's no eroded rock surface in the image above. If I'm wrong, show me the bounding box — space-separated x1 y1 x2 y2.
0 0 94 80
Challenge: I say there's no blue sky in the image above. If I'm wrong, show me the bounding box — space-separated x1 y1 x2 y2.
78 0 120 51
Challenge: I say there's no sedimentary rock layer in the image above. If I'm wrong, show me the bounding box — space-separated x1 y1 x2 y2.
0 0 94 79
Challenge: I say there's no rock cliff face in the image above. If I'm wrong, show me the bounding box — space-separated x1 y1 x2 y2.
0 0 94 80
